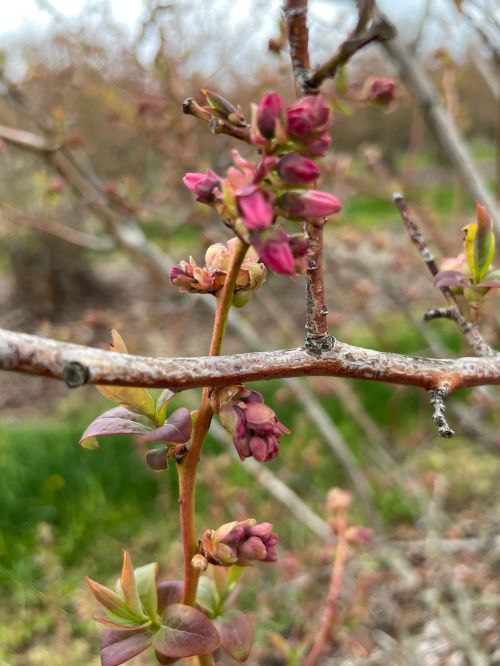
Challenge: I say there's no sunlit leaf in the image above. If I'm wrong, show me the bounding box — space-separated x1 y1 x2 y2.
80 406 153 447
96 330 156 419
152 604 220 659
120 551 144 617
135 562 159 620
85 577 136 619
93 611 151 631
474 203 495 283
144 408 192 444
216 611 253 662
101 627 152 666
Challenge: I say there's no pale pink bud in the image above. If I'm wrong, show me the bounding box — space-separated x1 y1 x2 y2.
277 152 320 184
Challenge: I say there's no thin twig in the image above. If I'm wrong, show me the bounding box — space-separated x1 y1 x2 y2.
428 386 454 438
182 98 251 143
393 193 496 358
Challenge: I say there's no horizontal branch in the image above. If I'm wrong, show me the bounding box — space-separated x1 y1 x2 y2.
1 328 499 393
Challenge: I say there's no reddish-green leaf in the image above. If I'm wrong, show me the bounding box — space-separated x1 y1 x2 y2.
135 562 159 620
80 406 153 447
96 384 156 420
216 611 253 662
154 651 178 664
146 447 169 471
85 576 135 619
157 581 183 613
101 627 152 666
120 551 144 617
434 270 469 290
196 577 219 618
144 408 192 444
152 604 220 658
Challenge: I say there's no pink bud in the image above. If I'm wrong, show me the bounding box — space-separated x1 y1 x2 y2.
237 188 274 230
238 536 268 561
278 190 342 220
256 91 285 140
277 152 320 184
367 78 396 107
183 170 220 204
287 96 330 139
250 228 295 276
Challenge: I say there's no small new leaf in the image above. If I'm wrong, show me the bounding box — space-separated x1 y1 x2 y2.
120 551 144 617
216 611 253 662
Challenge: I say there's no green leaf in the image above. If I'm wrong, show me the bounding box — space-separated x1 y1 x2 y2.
135 562 159 620
216 611 253 662
120 551 144 617
93 611 152 631
474 203 495 283
196 577 219 618
85 577 137 619
152 604 220 659
477 268 500 288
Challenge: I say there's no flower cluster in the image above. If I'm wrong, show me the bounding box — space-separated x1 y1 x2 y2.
199 519 278 566
181 91 342 277
434 204 500 316
170 237 267 307
212 385 290 462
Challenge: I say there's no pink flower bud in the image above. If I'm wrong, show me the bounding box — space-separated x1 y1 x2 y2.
256 91 285 140
183 170 220 204
200 519 278 566
238 536 268 561
250 228 296 276
278 190 342 220
277 152 320 184
287 96 330 139
237 188 274 230
367 77 396 107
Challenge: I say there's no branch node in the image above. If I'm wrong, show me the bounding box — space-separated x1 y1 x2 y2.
428 387 454 438
303 334 336 357
64 361 90 388
423 306 459 323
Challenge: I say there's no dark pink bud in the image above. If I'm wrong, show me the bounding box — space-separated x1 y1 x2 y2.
303 134 331 157
278 190 342 220
277 152 320 184
287 96 330 139
256 91 285 139
251 228 295 276
254 156 279 183
367 78 396 107
237 188 274 230
248 436 270 462
183 170 220 204
248 522 273 540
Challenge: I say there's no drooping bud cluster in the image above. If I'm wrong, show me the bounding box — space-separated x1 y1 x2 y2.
182 91 342 278
211 385 290 462
170 237 267 307
199 519 278 566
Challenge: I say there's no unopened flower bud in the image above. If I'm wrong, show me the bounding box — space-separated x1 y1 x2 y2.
191 553 209 571
277 152 320 185
366 77 396 108
278 190 342 220
326 488 352 512
256 91 285 140
287 96 330 139
199 519 278 566
250 228 296 276
183 170 221 204
237 188 274 230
